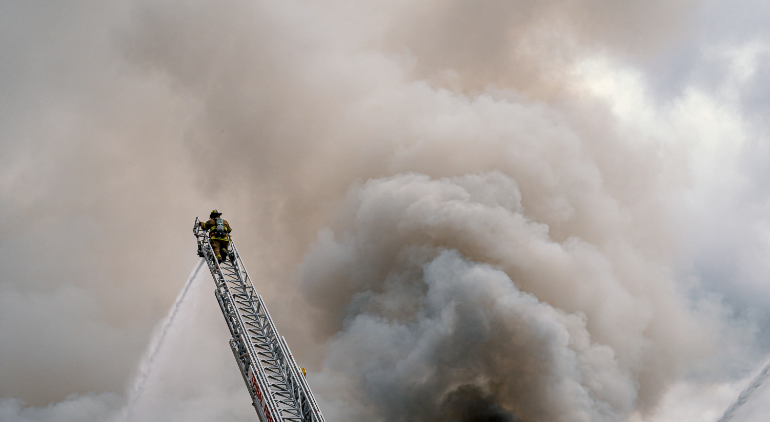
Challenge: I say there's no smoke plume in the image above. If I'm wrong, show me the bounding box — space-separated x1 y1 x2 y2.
4 0 770 421
298 172 710 421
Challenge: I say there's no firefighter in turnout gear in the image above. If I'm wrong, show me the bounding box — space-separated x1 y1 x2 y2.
199 209 232 263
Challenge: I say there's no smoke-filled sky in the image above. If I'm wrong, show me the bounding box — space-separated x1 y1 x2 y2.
3 0 770 421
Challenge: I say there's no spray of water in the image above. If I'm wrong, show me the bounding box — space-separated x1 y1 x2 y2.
717 359 770 422
119 258 206 422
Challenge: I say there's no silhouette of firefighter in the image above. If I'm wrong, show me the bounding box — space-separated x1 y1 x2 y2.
199 209 232 262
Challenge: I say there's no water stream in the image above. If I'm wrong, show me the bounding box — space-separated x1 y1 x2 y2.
120 258 206 422
717 359 770 422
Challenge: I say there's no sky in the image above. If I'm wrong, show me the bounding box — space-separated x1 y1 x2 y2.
2 0 770 421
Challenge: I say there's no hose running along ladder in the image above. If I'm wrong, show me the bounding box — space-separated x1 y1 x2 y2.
193 218 326 422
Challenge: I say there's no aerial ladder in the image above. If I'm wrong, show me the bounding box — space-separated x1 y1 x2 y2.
193 218 326 422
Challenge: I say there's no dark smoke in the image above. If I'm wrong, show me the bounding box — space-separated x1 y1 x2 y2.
440 385 519 422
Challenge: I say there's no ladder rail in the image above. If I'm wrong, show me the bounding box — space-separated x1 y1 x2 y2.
195 219 284 422
193 218 326 422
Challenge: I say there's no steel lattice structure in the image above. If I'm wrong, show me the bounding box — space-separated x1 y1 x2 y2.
194 218 326 422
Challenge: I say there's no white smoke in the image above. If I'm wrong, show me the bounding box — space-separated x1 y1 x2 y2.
0 260 254 422
0 394 121 422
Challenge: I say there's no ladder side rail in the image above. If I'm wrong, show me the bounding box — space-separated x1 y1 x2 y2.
210 240 300 421
228 243 310 421
229 245 287 377
252 291 321 421
195 221 266 414
230 338 281 422
194 219 287 422
277 338 316 422
227 290 284 422
231 243 289 373
221 267 287 422
194 218 324 422
236 300 301 417
256 295 304 405
231 242 324 422
215 289 238 338
231 292 300 420
231 245 299 394
281 337 326 422
222 272 289 390
229 338 271 421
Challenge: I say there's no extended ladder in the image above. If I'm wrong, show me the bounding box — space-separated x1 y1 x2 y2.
193 218 326 422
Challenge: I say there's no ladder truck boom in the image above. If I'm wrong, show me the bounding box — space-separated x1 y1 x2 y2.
193 218 326 422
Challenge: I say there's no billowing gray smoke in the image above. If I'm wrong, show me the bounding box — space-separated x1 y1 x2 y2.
4 0 767 420
298 173 707 421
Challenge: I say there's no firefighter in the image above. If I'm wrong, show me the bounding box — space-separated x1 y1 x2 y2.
199 209 232 262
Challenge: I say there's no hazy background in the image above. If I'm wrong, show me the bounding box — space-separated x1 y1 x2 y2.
2 0 770 421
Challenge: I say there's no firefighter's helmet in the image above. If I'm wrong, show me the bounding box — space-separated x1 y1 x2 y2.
210 209 222 218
